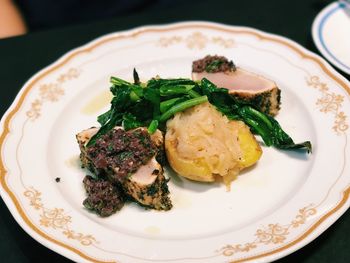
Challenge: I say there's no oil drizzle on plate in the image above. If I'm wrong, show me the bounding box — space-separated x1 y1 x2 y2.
65 155 81 169
173 194 192 209
81 89 112 115
144 226 160 235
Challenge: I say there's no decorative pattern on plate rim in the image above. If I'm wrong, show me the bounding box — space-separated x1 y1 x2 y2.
219 204 317 257
306 75 348 134
158 31 235 49
24 187 98 246
26 68 80 121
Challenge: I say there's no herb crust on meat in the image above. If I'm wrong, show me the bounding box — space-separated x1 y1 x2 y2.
76 127 172 216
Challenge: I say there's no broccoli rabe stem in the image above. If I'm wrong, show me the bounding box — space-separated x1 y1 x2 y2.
159 96 208 122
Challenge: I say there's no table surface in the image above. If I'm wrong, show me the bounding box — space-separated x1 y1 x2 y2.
1 0 350 262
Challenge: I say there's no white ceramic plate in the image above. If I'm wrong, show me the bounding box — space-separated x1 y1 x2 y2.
1 21 350 263
312 1 350 74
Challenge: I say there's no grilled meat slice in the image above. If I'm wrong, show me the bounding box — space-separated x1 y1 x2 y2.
76 127 99 173
76 127 172 211
123 156 171 210
192 55 281 116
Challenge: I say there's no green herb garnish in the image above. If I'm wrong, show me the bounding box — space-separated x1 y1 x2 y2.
205 59 224 72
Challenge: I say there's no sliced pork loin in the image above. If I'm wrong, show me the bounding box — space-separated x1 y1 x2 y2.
76 127 172 211
192 55 281 116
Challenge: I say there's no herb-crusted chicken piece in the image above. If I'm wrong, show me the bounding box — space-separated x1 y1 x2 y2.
76 127 172 212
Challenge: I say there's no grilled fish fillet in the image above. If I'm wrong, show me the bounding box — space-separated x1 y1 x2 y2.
192 55 281 116
192 68 281 116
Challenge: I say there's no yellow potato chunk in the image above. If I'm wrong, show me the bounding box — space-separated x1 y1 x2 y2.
165 102 262 186
237 122 263 169
165 138 215 182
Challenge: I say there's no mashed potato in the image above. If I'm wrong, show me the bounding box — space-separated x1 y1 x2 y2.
165 102 262 188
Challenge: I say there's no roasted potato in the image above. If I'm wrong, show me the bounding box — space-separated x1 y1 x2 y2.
165 102 262 185
237 122 263 169
165 138 215 182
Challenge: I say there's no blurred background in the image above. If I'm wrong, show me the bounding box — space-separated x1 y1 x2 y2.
1 0 196 38
0 0 332 39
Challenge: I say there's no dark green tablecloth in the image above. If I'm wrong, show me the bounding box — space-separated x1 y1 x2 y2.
1 0 349 262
